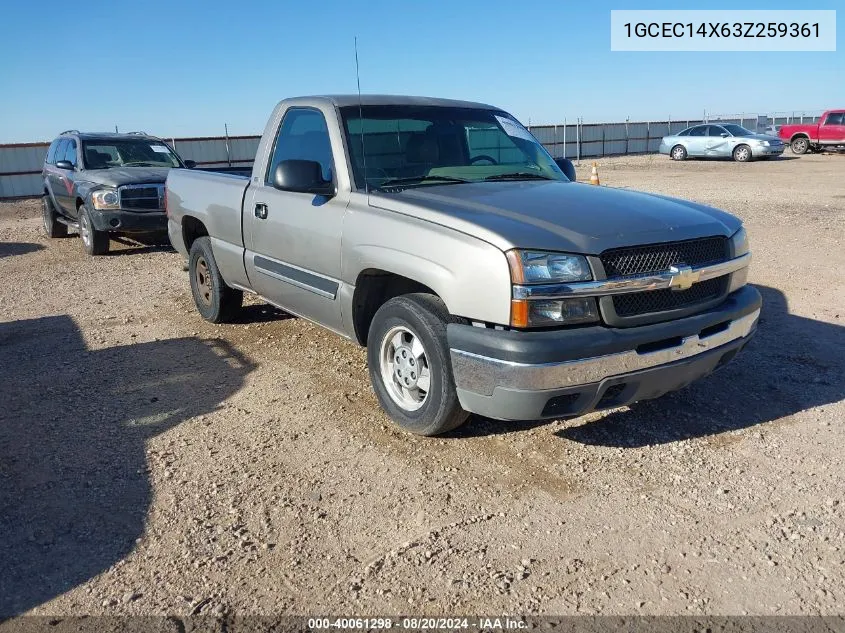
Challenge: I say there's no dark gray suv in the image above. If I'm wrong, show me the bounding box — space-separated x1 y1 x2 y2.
41 131 192 255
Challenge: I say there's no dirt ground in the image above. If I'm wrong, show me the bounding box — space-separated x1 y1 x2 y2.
1 153 843 619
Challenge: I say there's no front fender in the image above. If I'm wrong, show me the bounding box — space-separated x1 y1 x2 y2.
342 203 512 326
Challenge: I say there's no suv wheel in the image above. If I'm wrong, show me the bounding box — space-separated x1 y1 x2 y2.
42 195 68 238
367 293 469 436
79 205 110 255
188 236 243 323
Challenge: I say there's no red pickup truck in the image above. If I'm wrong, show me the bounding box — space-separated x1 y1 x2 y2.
778 109 845 154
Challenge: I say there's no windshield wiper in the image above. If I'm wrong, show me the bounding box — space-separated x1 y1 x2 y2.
376 175 471 189
123 162 158 167
484 172 554 181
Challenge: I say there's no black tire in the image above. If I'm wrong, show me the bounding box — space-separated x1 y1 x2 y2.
732 144 752 162
42 195 68 238
367 293 469 436
670 145 687 161
790 136 809 155
188 236 243 323
78 205 110 255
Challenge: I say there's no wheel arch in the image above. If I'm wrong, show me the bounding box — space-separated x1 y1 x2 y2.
351 268 442 346
182 215 209 252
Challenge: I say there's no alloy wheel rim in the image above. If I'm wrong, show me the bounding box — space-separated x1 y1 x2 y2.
80 212 91 246
794 139 807 152
195 256 213 307
672 147 684 159
379 325 431 411
737 148 749 161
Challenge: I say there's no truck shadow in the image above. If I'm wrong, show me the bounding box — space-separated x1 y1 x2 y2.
557 285 844 447
456 286 844 445
0 315 255 618
0 242 45 259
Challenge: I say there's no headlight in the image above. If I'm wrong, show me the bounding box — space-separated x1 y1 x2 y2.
91 189 120 210
728 226 751 293
506 250 592 284
730 226 749 257
759 140 770 146
506 249 598 327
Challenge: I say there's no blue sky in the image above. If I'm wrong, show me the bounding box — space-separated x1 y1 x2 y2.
0 0 841 142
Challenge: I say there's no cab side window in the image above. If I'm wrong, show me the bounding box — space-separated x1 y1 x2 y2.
824 112 844 125
266 108 334 184
63 139 78 167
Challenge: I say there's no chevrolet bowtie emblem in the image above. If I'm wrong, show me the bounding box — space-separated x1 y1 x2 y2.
668 264 700 291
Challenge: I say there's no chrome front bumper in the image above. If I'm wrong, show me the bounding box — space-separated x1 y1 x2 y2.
447 286 761 421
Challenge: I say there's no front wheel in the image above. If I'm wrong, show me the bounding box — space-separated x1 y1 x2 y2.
733 144 752 162
670 145 687 161
188 236 243 323
79 205 110 255
367 293 469 436
790 137 809 154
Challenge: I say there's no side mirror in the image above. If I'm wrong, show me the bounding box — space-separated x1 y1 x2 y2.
184 160 196 169
720 133 729 138
55 160 74 170
554 158 577 182
273 160 334 196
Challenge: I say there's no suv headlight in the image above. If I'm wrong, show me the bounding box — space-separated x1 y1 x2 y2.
92 189 120 210
506 249 599 328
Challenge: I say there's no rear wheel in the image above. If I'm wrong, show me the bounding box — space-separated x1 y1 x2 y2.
42 195 68 238
790 136 809 154
732 144 752 162
79 205 110 255
670 145 687 161
189 236 243 323
367 293 468 436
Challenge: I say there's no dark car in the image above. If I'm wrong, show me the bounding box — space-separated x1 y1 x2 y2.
41 131 194 255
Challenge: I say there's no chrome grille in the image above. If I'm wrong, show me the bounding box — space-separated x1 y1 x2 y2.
600 236 729 277
119 184 164 212
612 277 728 317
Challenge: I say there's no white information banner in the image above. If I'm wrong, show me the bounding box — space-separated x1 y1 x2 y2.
610 10 836 52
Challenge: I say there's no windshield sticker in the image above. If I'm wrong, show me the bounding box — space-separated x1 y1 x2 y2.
150 145 171 153
495 115 534 141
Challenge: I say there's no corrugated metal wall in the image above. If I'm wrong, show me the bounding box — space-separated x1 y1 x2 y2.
0 110 825 199
0 136 261 199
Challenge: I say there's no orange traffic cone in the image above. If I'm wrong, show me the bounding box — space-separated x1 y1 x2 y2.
589 162 600 185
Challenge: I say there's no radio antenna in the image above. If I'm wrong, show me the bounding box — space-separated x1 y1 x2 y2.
354 36 368 193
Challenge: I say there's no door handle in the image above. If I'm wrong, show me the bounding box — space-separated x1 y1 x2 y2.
254 203 268 220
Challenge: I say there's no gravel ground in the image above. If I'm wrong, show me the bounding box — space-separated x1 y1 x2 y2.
0 153 843 619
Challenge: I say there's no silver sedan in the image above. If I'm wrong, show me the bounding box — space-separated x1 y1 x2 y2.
659 124 785 162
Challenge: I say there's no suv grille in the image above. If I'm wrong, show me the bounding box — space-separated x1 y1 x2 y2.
612 277 728 317
600 236 728 277
119 184 164 211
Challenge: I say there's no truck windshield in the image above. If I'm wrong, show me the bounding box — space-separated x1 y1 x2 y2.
340 105 566 190
81 139 182 169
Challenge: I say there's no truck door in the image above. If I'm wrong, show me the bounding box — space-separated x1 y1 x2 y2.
818 111 845 144
243 107 346 334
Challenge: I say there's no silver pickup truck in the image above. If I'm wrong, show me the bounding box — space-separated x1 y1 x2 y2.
166 95 760 436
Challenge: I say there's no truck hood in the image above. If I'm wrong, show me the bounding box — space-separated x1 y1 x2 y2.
368 181 741 253
81 167 171 188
